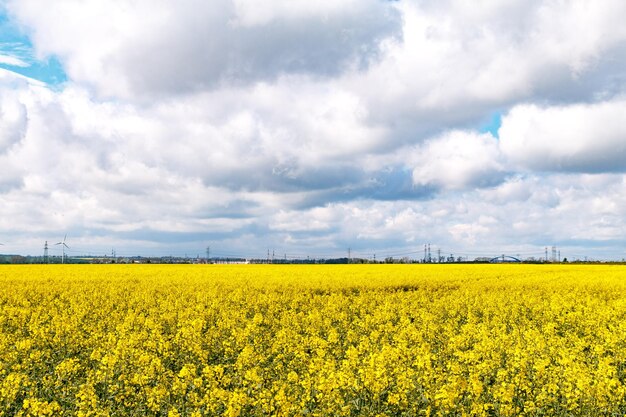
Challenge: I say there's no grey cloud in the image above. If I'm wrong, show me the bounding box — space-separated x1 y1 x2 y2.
128 5 400 95
0 172 23 193
112 228 247 245
363 167 433 201
202 162 365 194
206 163 435 208
192 200 260 220
9 0 402 98
288 169 436 210
0 92 27 153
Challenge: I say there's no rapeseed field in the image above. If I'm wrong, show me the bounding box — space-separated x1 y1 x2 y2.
1 264 626 416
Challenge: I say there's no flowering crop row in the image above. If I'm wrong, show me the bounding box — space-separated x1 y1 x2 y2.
1 264 626 416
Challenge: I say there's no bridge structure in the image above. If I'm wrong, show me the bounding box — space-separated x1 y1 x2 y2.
489 255 522 263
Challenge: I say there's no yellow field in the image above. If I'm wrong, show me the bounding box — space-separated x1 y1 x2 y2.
1 264 626 416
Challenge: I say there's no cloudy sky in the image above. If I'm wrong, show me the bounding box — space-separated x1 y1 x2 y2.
1 0 626 261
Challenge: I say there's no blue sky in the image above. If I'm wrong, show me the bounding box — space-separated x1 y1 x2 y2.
0 11 66 85
1 0 626 261
479 113 502 139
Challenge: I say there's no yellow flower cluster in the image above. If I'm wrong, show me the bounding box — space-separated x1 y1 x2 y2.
1 264 626 416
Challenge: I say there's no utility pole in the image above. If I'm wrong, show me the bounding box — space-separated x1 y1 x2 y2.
206 246 210 261
437 248 441 263
545 247 548 262
348 248 351 263
43 241 49 264
424 244 427 263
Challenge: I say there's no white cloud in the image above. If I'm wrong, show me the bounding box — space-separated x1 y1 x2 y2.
499 100 626 172
340 0 626 141
1 1 626 258
409 131 505 190
0 53 28 67
230 0 361 26
448 222 490 246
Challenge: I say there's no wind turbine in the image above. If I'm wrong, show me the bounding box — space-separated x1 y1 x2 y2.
55 235 69 264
